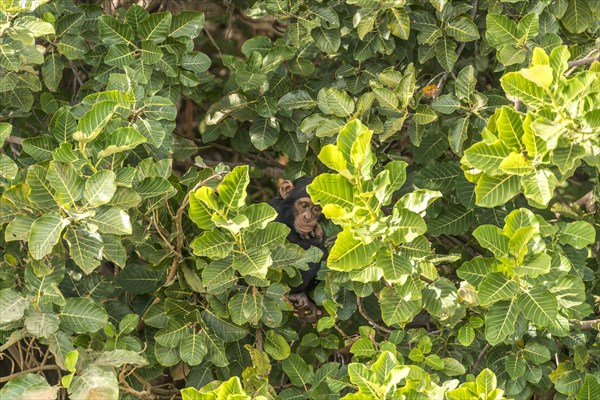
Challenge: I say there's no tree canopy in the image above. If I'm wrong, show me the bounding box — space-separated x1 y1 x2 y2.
0 0 599 399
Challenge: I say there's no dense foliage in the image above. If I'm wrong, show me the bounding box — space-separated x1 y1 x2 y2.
0 0 599 399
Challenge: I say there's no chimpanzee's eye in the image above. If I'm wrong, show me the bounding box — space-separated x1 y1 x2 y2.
301 203 308 209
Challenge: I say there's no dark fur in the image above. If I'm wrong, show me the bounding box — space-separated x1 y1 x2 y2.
269 177 326 294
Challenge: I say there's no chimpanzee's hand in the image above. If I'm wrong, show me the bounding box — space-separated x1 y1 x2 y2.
310 223 324 239
288 293 318 323
288 293 309 308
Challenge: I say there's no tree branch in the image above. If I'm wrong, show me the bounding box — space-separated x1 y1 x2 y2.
0 365 61 383
356 297 391 334
165 173 224 286
472 343 491 373
5 135 23 145
567 53 600 68
571 318 600 331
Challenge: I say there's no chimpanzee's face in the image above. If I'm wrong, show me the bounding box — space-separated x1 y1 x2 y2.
293 197 322 234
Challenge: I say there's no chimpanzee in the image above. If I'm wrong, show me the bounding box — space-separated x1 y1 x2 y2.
269 176 327 320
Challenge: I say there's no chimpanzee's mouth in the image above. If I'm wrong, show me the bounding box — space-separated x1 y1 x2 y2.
295 225 313 234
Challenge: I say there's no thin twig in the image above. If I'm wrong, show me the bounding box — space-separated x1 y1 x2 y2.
567 51 600 69
165 173 224 286
571 318 600 331
68 60 84 87
203 27 223 59
5 135 24 145
356 297 391 334
472 343 491 373
0 365 62 383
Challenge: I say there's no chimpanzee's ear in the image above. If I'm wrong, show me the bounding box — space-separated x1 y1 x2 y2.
279 180 294 199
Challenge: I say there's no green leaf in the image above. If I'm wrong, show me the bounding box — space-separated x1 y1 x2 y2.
311 27 340 53
69 366 118 400
169 11 205 39
265 330 291 361
486 14 518 47
455 66 476 100
50 108 77 143
25 311 60 338
500 73 547 106
388 8 410 39
60 298 108 333
463 140 512 173
307 173 356 210
84 170 117 207
250 118 280 150
46 161 84 205
458 257 497 286
98 16 134 45
232 247 272 279
413 104 438 124
435 36 458 71
328 228 380 271
135 177 176 200
42 52 64 92
13 16 55 36
514 253 551 278
397 189 441 215
181 51 211 74
478 272 518 306
98 127 147 158
57 34 88 60
179 333 207 366
5 215 36 242
475 174 521 207
447 16 480 42
497 106 524 151
499 152 533 175
192 230 233 259
517 287 558 327
240 203 277 232
524 342 551 365
373 87 399 110
155 318 188 347
87 207 132 235
218 165 250 215
138 12 172 43
517 13 539 41
476 369 497 397
473 225 510 258
432 94 461 114
278 90 317 110
558 221 596 249
485 300 519 345
104 44 134 67
578 374 600 400
75 101 118 143
22 135 55 161
505 353 526 379
282 354 313 387
29 213 70 260
189 190 216 230
427 204 474 235
380 284 422 326
94 349 147 368
561 0 592 34
65 227 103 275
390 208 427 244
26 164 59 210
448 116 469 155
0 288 28 324
0 122 12 144
522 169 557 207
319 88 355 118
